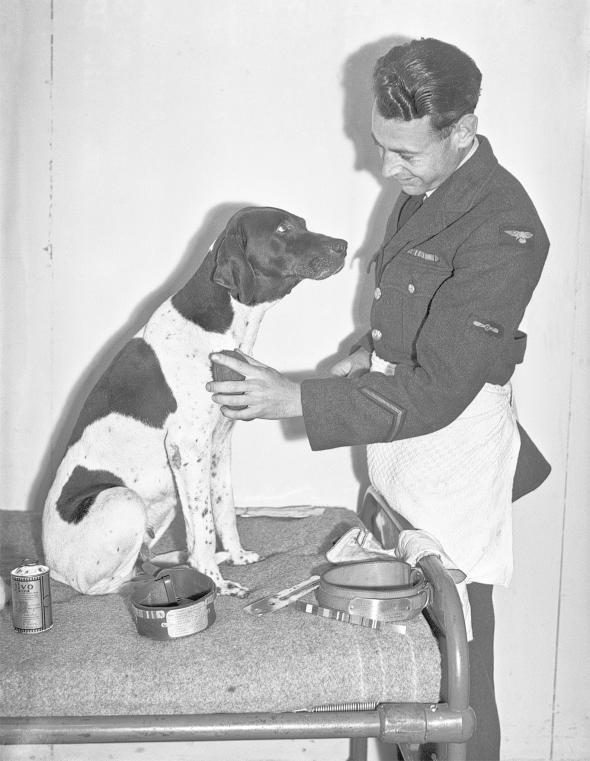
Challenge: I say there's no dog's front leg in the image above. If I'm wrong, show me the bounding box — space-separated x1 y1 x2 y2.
211 420 260 566
164 435 248 597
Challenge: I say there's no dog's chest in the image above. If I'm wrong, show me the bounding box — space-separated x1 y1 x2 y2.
141 298 273 410
227 298 274 353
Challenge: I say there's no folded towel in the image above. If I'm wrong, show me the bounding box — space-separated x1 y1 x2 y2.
397 529 466 584
327 526 472 641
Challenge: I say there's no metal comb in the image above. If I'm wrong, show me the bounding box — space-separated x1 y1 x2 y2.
242 575 320 616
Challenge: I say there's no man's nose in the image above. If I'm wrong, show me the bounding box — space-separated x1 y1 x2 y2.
381 151 403 178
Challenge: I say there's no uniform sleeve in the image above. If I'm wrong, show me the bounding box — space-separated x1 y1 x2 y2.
301 210 549 450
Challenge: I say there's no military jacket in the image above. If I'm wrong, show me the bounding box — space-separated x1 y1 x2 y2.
301 136 551 499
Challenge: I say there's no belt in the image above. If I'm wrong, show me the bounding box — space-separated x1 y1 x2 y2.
130 564 216 640
371 330 527 374
511 330 527 364
316 559 430 623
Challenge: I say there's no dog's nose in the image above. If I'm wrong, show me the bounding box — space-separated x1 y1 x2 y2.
331 239 348 255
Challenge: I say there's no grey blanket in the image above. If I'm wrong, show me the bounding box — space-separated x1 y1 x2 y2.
0 508 440 717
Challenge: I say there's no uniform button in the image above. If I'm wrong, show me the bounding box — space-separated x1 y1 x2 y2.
407 283 415 294
374 287 382 300
371 328 382 341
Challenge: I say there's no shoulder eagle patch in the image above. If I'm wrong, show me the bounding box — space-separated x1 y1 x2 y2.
499 226 535 249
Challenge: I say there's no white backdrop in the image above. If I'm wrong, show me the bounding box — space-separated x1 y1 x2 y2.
1 2 589 759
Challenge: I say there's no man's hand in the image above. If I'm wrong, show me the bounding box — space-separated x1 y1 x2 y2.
329 347 371 377
207 351 302 421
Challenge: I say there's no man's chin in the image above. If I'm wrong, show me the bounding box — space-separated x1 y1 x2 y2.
398 179 423 194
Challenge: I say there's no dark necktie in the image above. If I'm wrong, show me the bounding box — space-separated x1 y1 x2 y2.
397 193 425 230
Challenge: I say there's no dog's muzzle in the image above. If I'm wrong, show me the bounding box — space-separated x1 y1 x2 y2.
130 564 216 640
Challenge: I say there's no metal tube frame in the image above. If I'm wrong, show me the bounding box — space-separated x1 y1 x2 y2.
360 486 474 761
0 702 474 748
0 489 473 761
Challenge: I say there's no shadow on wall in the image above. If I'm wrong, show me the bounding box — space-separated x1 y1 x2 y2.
28 201 253 513
30 34 411 515
281 35 409 509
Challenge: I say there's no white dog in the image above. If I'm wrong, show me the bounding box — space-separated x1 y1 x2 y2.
42 207 346 597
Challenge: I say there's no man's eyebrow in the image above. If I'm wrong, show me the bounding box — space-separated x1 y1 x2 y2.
370 133 418 154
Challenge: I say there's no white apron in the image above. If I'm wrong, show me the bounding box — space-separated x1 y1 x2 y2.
367 353 521 586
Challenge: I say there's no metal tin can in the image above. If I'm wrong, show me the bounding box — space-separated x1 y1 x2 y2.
11 559 53 634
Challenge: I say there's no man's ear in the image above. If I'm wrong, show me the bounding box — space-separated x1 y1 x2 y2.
211 218 256 304
453 113 478 149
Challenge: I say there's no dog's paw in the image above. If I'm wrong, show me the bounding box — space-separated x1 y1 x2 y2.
217 579 250 598
227 549 260 566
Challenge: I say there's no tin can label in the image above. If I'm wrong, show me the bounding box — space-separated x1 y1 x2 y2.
11 561 53 634
165 600 215 639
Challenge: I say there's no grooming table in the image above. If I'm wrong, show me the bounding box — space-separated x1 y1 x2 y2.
0 492 473 760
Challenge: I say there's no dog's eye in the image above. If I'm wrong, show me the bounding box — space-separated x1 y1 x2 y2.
275 223 291 234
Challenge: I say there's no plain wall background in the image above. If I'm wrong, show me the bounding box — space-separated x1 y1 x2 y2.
1 1 588 759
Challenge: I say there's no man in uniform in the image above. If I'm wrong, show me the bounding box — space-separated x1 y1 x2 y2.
207 38 550 760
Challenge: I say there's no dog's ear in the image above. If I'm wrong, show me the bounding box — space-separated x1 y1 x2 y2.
211 218 256 304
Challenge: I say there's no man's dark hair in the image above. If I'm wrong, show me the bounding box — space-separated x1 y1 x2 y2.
373 38 482 135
